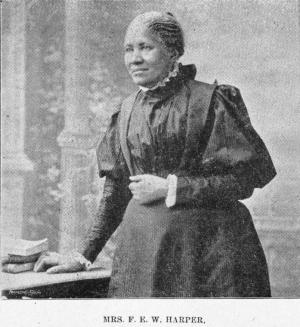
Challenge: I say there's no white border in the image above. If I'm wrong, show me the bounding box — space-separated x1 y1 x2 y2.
1 299 300 327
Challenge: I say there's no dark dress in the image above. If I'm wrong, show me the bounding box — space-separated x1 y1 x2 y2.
81 64 276 297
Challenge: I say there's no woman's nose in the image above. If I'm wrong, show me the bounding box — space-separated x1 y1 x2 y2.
129 49 143 64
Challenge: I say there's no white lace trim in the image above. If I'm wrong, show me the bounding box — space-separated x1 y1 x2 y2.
139 61 180 92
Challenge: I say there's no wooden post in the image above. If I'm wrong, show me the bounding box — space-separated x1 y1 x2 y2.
57 0 98 253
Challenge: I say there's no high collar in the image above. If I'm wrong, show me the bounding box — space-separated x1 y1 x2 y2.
139 61 180 92
139 63 197 101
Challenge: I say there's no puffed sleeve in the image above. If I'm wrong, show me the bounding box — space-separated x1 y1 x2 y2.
79 105 131 262
175 85 276 206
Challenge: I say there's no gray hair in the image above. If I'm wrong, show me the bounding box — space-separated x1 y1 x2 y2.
127 11 185 58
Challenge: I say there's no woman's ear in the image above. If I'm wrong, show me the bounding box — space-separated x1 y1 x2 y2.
170 49 179 61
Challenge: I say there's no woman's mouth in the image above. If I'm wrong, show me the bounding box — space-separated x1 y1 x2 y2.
131 68 148 74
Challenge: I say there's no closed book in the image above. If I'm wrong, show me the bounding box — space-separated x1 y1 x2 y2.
3 253 41 264
3 238 48 256
2 262 35 273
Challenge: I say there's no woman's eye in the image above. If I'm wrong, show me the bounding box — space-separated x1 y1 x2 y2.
125 47 133 52
142 45 152 50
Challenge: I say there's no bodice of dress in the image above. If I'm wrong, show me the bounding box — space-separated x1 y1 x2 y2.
127 65 195 177
127 91 186 177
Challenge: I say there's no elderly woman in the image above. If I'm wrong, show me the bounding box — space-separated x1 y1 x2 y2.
35 11 276 297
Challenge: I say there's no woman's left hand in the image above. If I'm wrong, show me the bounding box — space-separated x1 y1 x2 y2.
129 174 168 204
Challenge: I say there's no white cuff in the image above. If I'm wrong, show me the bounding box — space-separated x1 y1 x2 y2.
72 252 92 271
165 174 178 208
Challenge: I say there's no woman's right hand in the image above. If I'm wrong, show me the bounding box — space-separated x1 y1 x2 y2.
33 251 91 274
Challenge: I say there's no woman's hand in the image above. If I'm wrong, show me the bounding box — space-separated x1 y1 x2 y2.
33 251 91 274
129 174 168 204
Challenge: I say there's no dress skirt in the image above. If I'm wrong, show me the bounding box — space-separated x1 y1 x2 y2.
108 199 271 298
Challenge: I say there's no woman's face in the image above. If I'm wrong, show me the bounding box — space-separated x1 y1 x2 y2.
124 26 174 88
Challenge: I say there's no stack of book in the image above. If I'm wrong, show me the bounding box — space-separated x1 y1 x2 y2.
1 238 48 273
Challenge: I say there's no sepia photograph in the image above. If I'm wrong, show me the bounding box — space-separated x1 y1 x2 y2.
1 0 300 325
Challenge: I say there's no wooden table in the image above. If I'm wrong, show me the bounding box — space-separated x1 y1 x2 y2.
0 267 111 298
